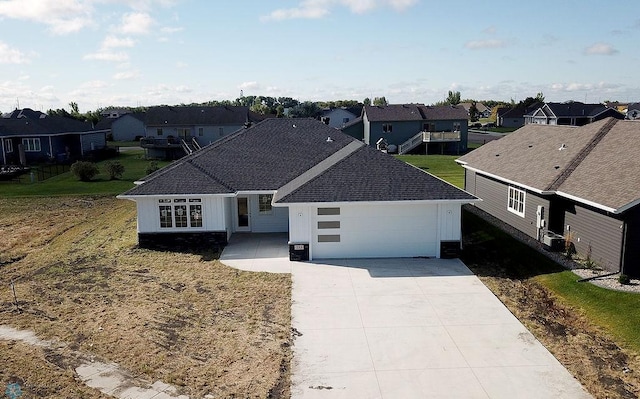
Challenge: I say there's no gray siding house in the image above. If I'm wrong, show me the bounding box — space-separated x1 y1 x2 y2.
457 118 640 277
1 108 107 165
140 106 268 159
320 106 362 129
111 113 146 142
361 104 468 154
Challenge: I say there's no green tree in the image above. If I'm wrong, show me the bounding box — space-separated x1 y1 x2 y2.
69 101 80 116
469 101 479 122
276 105 285 118
373 96 388 106
446 90 461 105
535 92 545 103
289 101 322 118
363 97 371 106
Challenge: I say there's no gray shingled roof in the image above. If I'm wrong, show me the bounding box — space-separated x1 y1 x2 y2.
0 108 102 136
457 118 640 212
364 104 468 122
143 106 266 126
123 118 476 204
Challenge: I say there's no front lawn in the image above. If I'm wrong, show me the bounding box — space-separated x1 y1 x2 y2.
0 150 170 197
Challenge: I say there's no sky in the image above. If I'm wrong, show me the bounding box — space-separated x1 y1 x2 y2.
0 0 638 113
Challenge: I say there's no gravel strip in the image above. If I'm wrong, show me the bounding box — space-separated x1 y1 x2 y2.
464 205 640 293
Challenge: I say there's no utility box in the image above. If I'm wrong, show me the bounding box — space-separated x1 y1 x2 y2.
289 242 309 261
542 231 565 252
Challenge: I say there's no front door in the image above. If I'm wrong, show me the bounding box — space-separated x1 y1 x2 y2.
236 196 250 231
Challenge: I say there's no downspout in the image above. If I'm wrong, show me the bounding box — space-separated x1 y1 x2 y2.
80 135 84 157
1 139 5 164
49 136 53 160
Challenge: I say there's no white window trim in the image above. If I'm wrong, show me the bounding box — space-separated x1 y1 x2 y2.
4 139 13 153
158 198 204 229
258 194 273 215
22 138 41 152
507 186 526 217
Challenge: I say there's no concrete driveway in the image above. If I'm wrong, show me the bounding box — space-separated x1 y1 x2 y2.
220 234 591 399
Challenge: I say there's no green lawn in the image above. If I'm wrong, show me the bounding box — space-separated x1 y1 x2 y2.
0 150 170 197
108 140 142 148
463 211 640 353
396 154 465 188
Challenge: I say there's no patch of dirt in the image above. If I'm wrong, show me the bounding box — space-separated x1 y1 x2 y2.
0 196 292 398
463 226 640 399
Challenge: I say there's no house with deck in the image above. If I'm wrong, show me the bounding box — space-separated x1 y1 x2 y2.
140 106 268 159
457 118 640 277
0 108 108 165
355 104 468 154
119 118 477 261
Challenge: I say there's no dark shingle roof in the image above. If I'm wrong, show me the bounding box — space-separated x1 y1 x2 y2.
143 106 266 126
457 118 640 212
123 118 475 204
364 104 468 122
0 108 100 136
276 145 475 203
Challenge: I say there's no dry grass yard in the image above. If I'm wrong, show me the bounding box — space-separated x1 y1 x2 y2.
0 196 292 398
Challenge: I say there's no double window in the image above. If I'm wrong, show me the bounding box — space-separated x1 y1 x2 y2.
382 123 393 133
4 139 13 153
159 198 203 228
507 186 526 217
156 128 163 136
22 138 41 152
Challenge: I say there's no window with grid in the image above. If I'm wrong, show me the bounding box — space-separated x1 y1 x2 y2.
507 186 526 217
22 138 41 152
4 139 13 153
259 194 273 214
159 205 173 228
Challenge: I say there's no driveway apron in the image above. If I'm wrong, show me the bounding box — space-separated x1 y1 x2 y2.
220 234 591 399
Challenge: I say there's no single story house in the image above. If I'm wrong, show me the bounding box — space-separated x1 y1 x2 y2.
111 113 146 142
524 102 624 126
350 104 468 155
1 108 108 165
457 117 640 277
496 102 543 128
119 118 478 261
320 106 362 129
460 102 491 119
140 106 268 160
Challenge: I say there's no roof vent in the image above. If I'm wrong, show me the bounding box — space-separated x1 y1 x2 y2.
292 124 296 128
558 143 567 151
326 136 333 143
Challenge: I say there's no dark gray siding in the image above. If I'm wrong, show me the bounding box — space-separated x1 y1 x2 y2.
473 174 550 240
564 204 623 272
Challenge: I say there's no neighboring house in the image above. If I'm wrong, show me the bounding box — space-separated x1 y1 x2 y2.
340 116 364 140
460 102 490 119
118 119 477 261
320 106 362 129
626 103 640 120
140 106 268 159
496 102 542 128
0 108 108 165
524 102 624 126
457 118 640 277
100 108 132 119
111 113 146 142
361 104 469 154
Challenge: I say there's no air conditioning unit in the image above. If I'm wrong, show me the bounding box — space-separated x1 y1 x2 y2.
542 231 565 251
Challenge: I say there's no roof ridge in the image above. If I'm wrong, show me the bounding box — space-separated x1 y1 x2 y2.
547 118 618 191
273 140 365 203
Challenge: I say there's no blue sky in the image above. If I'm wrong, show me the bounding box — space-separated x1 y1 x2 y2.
0 0 638 113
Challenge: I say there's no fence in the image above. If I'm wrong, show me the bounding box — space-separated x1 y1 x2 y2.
0 164 71 184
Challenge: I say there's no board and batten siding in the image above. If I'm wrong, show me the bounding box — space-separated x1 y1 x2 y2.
135 196 227 233
471 173 550 240
247 194 289 233
564 204 623 272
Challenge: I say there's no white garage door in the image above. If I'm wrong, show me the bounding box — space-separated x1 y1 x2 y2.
311 203 439 259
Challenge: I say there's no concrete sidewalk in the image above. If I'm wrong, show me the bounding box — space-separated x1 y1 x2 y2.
220 234 591 399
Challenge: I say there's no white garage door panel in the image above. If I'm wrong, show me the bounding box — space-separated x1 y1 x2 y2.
312 204 439 259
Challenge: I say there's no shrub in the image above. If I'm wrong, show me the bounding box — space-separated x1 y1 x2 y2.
104 161 125 180
70 161 99 182
145 161 159 175
619 274 631 285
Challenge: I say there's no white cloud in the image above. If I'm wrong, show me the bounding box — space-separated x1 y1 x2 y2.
113 71 140 80
84 51 130 62
238 81 261 90
465 39 507 50
261 0 417 21
102 35 136 49
161 26 183 33
584 43 618 56
0 41 30 64
0 0 92 34
118 12 155 35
